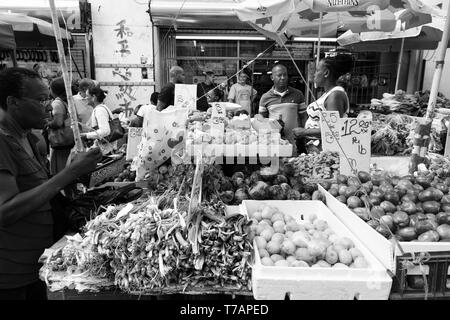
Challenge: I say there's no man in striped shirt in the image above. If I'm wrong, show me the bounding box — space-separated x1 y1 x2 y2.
259 64 306 155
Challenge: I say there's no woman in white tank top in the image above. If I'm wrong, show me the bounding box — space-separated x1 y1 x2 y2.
293 54 352 153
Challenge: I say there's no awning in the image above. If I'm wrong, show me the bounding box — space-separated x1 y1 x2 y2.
0 0 81 30
149 0 253 30
0 21 16 49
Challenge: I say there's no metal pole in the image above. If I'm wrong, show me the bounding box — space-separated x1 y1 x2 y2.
394 37 405 92
48 0 84 152
316 12 323 66
427 3 450 121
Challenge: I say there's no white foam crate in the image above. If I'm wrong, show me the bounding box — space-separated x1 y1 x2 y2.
319 185 450 274
186 142 293 158
241 200 392 300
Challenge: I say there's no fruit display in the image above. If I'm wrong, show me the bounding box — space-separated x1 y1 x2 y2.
322 170 450 242
113 162 136 182
247 203 369 268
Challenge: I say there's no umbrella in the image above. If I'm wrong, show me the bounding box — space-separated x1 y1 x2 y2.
0 11 72 49
233 0 441 43
337 12 447 51
0 21 16 49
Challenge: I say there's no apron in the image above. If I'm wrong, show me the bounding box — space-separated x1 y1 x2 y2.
267 102 299 155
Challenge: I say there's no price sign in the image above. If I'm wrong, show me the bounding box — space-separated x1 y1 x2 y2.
211 102 226 120
339 112 372 176
320 111 340 153
126 127 143 161
174 84 197 110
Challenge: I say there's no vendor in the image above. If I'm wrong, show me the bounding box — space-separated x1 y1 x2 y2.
293 54 352 153
259 64 306 154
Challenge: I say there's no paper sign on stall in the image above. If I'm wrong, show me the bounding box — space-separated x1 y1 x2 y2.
126 127 143 160
339 112 372 176
174 84 197 110
320 111 340 153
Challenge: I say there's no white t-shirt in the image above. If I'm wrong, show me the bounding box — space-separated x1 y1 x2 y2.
73 93 94 126
228 83 257 114
137 104 156 128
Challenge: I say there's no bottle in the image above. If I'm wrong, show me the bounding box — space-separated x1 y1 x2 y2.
277 114 285 137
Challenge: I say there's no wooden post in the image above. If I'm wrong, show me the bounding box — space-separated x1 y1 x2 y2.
394 38 405 92
48 0 84 153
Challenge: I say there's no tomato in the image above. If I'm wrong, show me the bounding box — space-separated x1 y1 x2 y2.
367 219 380 229
384 191 400 205
336 195 347 204
348 177 361 188
352 207 370 221
437 212 450 225
391 176 401 186
441 195 450 204
416 175 433 189
393 211 410 228
418 190 435 202
357 171 371 183
417 230 440 242
380 215 395 231
344 186 358 198
369 196 381 206
422 201 441 214
370 189 385 200
370 206 385 219
336 174 348 185
436 224 450 240
415 219 437 235
376 224 392 239
361 181 374 193
328 188 339 197
426 187 444 201
396 227 417 241
380 201 397 213
400 201 417 215
441 203 450 212
347 196 362 209
402 194 418 203
435 183 449 195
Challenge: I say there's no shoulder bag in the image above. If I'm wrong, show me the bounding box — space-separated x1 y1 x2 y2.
48 99 75 150
99 105 125 142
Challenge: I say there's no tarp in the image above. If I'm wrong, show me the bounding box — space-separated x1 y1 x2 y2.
233 0 443 43
338 12 447 51
0 21 16 49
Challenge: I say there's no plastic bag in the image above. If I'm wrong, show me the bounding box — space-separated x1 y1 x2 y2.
132 106 189 180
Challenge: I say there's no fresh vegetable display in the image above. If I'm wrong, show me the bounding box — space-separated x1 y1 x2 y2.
322 170 450 242
371 114 414 156
44 193 253 293
283 151 340 181
247 203 369 268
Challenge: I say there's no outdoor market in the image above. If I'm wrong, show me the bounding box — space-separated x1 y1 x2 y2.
2 0 450 302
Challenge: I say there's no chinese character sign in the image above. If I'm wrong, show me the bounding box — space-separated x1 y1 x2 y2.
114 19 133 57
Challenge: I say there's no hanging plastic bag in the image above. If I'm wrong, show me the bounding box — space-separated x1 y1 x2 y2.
132 106 189 181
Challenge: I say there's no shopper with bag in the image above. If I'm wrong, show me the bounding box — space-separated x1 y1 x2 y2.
0 67 102 300
80 86 124 154
47 77 74 175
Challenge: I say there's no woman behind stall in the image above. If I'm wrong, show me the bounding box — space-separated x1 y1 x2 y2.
80 86 116 154
293 54 352 153
47 77 73 175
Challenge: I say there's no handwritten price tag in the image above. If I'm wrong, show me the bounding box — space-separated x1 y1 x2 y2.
126 127 143 160
174 84 197 110
320 111 340 153
339 112 372 176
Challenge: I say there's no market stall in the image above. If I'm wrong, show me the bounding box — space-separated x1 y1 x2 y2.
32 0 450 301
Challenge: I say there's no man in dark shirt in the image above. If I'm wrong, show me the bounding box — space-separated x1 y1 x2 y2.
156 66 185 111
197 70 219 112
0 68 102 300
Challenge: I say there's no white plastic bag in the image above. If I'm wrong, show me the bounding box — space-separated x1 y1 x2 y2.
132 106 189 180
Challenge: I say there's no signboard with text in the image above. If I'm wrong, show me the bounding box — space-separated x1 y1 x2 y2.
320 111 372 176
174 84 197 110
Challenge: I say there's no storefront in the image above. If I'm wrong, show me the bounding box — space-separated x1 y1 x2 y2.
149 0 390 110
